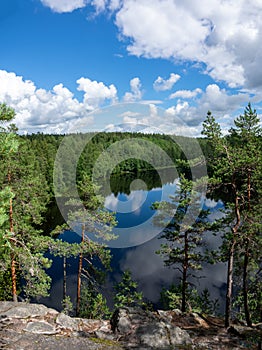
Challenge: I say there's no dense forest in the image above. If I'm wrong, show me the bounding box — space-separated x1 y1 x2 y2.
0 102 261 329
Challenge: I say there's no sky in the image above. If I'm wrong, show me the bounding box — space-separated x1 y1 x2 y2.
1 0 262 136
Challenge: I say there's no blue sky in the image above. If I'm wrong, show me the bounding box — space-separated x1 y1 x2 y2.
0 0 261 135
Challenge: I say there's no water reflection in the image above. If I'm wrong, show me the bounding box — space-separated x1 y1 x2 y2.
40 169 226 313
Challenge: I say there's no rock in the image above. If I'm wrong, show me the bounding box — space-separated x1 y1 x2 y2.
56 312 80 331
111 308 132 333
169 325 192 346
24 321 58 335
228 324 262 338
0 302 125 349
111 307 192 348
191 312 210 328
95 330 116 341
1 301 258 349
79 319 110 333
0 302 58 320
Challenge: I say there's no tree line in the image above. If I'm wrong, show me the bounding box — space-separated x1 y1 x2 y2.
0 102 261 329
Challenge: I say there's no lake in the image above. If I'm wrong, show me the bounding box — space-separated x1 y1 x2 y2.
39 168 226 312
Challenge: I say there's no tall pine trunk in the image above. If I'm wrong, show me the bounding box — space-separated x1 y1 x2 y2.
8 171 17 303
225 183 241 328
181 231 189 313
63 256 67 302
225 239 235 327
76 224 85 316
243 239 252 326
242 170 252 326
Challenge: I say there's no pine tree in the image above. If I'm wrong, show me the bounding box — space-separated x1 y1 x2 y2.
201 104 262 327
65 174 117 316
153 175 213 312
0 103 52 300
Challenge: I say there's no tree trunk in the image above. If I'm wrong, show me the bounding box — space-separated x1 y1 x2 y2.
8 171 17 302
242 170 252 326
63 256 67 301
225 184 241 328
182 231 189 313
11 253 17 302
225 239 235 328
247 170 251 212
76 224 85 316
243 240 252 326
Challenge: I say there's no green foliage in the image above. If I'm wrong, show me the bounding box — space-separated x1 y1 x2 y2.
79 282 111 319
0 269 13 300
153 174 215 311
229 102 261 139
24 131 208 196
0 103 53 299
234 275 262 324
61 295 74 316
201 103 262 326
0 103 16 123
114 270 144 309
160 284 219 315
201 111 222 141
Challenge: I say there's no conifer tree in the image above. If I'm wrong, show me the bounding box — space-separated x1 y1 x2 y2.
0 103 52 300
153 175 213 312
201 104 261 327
114 270 144 309
65 174 117 316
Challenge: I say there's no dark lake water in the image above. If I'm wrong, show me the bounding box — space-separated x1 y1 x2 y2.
39 169 226 313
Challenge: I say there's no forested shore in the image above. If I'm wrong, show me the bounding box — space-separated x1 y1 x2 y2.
0 102 261 332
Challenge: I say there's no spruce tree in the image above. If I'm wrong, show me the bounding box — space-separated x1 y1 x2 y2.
114 270 144 309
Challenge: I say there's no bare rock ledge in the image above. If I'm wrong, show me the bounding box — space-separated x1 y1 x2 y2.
0 302 260 349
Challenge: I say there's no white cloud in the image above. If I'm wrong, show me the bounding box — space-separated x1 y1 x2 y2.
123 77 143 102
40 0 88 13
39 0 262 91
0 70 36 102
77 77 118 108
163 83 249 135
200 84 248 114
0 70 252 136
113 0 262 90
0 70 119 133
108 0 122 11
91 0 107 13
153 73 180 91
119 110 140 117
122 115 138 124
169 88 202 99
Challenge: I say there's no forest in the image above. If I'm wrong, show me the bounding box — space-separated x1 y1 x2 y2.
0 102 261 329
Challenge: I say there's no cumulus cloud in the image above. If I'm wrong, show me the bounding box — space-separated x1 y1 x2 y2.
77 77 118 108
169 88 202 99
0 70 36 102
163 83 249 135
0 70 119 133
200 84 248 114
123 77 143 102
113 0 262 90
153 73 180 91
40 0 88 13
0 70 252 136
39 0 262 91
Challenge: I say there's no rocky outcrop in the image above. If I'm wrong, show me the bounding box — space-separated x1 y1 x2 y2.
111 307 192 348
0 302 261 349
0 301 120 350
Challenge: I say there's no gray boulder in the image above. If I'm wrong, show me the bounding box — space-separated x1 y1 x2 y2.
111 307 192 348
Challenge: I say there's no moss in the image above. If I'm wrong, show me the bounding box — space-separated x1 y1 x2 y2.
89 337 122 348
